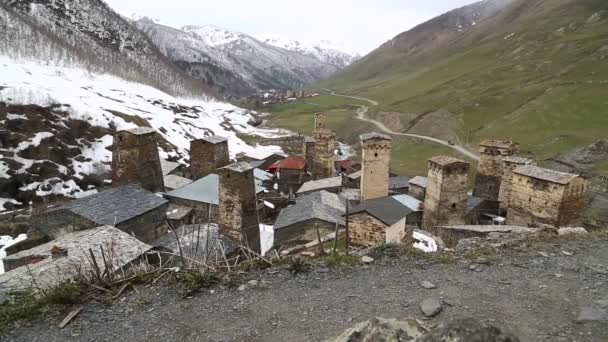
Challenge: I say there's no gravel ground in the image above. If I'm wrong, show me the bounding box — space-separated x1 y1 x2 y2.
4 238 608 342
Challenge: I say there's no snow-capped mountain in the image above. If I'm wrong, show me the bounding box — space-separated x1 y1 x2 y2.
134 20 340 96
0 57 286 211
261 37 360 69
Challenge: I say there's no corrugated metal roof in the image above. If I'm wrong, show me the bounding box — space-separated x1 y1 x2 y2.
513 165 579 185
62 184 168 226
166 174 220 204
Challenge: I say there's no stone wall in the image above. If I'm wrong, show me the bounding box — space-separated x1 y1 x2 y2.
422 158 469 232
274 219 338 247
190 139 229 180
360 136 391 201
313 129 336 179
218 163 260 252
498 159 536 212
408 184 426 201
507 175 586 227
111 129 164 193
473 141 517 204
117 204 169 243
350 213 387 248
32 209 96 239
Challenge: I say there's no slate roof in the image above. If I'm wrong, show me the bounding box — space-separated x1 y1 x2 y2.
197 135 228 144
160 159 181 176
512 165 579 185
409 176 428 188
165 203 193 220
389 176 410 190
165 174 220 205
274 191 345 230
164 175 193 191
502 156 535 165
123 127 156 135
297 176 342 194
360 132 392 141
429 156 468 167
61 184 168 226
350 194 422 226
222 161 254 173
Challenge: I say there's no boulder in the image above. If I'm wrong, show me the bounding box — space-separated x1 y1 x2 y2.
557 227 587 236
420 298 442 317
328 317 428 342
416 318 520 342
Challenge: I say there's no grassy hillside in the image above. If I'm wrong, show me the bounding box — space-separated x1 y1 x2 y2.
317 0 608 172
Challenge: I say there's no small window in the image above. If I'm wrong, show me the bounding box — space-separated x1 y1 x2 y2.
451 203 456 209
374 152 378 157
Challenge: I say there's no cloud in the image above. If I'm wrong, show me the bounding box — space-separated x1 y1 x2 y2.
104 0 475 54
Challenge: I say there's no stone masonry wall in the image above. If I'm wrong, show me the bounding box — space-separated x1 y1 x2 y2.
473 143 517 203
408 184 426 201
350 213 387 247
116 204 168 243
111 130 164 193
423 161 469 232
313 129 336 179
498 159 536 212
190 139 229 180
32 210 95 239
507 175 586 227
360 138 391 201
218 165 260 252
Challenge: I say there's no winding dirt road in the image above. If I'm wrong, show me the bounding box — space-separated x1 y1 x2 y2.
327 91 479 161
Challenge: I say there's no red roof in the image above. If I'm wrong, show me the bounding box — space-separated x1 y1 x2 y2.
270 155 307 171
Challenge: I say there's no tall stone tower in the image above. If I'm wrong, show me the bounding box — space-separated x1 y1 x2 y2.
312 128 336 179
314 112 326 131
190 135 230 180
423 156 470 231
218 162 260 252
303 136 316 169
111 127 164 193
360 133 392 201
473 140 518 205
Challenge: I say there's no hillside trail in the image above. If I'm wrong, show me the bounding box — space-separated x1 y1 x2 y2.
325 90 479 161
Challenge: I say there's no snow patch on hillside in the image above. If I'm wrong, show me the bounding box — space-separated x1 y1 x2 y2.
0 56 290 210
260 36 360 68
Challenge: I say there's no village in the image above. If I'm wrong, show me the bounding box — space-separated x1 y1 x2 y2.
0 110 591 296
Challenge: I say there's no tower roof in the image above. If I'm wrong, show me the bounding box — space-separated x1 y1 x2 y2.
195 135 228 144
512 165 579 185
121 127 156 135
428 156 469 168
221 161 254 173
360 132 392 142
479 140 518 149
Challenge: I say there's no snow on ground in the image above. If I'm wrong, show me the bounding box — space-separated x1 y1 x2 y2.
0 234 28 274
259 224 274 257
413 231 438 253
0 56 292 210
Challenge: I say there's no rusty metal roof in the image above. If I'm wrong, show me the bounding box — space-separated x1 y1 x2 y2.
273 155 307 170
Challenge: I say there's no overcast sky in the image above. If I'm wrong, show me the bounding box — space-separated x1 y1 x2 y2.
105 0 476 54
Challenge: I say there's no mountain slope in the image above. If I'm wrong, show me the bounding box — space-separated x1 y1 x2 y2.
319 0 608 163
134 20 339 96
261 37 360 69
1 0 210 97
0 57 285 211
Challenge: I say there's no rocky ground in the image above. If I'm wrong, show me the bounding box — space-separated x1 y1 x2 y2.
3 237 608 342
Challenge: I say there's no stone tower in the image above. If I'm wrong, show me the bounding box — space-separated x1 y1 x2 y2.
303 136 316 169
111 127 164 193
190 135 230 180
498 156 536 212
312 128 336 179
473 140 518 205
218 162 260 252
423 156 470 231
314 112 326 132
360 132 392 201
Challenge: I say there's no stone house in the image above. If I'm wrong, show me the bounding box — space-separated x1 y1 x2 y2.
498 156 536 212
296 176 343 196
274 191 345 247
270 155 310 195
32 184 168 243
408 176 428 201
0 226 159 292
350 194 423 247
507 165 587 227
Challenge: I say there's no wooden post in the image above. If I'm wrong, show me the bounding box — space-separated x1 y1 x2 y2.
332 221 339 254
315 222 325 256
344 200 350 255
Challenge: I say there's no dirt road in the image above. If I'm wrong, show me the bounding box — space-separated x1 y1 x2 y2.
327 90 480 161
5 238 608 342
